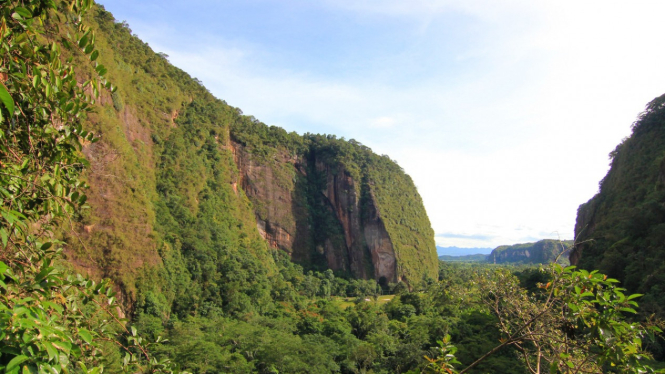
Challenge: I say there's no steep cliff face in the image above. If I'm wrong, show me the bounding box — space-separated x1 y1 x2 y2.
232 141 304 253
363 190 398 282
488 240 572 265
62 8 278 314
63 5 438 314
232 140 407 283
573 94 665 314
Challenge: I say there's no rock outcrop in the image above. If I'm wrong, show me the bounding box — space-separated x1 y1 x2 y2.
232 141 406 282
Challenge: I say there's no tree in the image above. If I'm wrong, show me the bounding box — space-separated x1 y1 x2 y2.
425 264 664 374
0 1 176 372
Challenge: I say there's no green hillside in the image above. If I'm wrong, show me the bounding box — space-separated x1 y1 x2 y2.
574 93 665 320
58 7 277 316
51 2 437 317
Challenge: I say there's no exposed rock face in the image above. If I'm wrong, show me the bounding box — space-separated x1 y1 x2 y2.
232 141 305 255
363 191 397 282
232 141 398 281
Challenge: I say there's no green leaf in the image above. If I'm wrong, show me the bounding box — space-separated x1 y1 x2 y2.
1 211 17 224
6 355 29 373
0 229 7 248
78 329 93 344
43 342 57 361
14 7 32 18
90 50 99 61
78 34 89 49
626 293 643 301
0 82 15 117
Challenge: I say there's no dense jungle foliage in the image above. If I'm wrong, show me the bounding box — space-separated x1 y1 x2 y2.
2 1 664 373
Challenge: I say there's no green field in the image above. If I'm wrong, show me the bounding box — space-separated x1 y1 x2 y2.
334 294 396 309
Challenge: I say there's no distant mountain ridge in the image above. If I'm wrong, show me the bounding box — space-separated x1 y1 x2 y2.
438 254 487 262
436 246 493 256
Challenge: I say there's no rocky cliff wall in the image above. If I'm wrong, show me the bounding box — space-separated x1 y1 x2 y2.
232 141 401 282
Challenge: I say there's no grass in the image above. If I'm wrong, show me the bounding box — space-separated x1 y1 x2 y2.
334 294 396 309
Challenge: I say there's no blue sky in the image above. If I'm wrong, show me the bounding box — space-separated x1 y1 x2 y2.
96 0 665 250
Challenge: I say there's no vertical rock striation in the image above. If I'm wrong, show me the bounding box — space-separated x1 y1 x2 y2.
231 140 422 283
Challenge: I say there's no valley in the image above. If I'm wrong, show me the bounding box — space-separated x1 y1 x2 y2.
1 2 664 374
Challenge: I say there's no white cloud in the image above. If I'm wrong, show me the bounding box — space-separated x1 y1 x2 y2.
117 0 665 249
370 116 397 129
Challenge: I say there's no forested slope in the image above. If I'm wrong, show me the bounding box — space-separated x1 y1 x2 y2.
65 4 437 316
573 93 665 319
61 8 277 316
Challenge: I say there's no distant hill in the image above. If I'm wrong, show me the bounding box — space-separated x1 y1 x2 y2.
436 246 493 256
438 240 572 264
437 240 573 264
488 239 573 265
439 254 487 262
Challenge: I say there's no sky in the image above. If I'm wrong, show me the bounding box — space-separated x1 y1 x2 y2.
96 0 665 251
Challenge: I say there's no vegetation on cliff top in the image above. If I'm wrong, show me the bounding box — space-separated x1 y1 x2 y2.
231 124 439 282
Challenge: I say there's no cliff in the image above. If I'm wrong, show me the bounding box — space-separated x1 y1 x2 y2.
573 93 665 315
488 239 572 265
231 130 438 284
61 5 438 315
